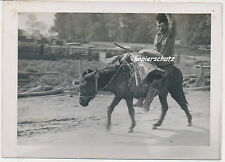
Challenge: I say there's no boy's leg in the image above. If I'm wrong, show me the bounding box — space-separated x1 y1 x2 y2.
143 86 159 112
133 98 144 107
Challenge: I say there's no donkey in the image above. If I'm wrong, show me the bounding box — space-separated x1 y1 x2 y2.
79 63 192 133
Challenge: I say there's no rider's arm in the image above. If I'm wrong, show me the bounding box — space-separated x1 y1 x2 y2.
166 14 176 38
138 49 161 57
153 32 162 52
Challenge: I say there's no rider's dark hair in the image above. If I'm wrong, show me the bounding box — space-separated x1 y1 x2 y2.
156 14 168 25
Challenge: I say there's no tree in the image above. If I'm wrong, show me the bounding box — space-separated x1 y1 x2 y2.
25 14 47 39
52 13 211 45
175 14 211 45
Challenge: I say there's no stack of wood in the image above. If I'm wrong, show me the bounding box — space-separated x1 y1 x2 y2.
18 71 59 86
183 74 198 88
183 61 210 91
18 85 64 98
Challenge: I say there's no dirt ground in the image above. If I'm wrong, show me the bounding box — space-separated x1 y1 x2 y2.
17 90 209 146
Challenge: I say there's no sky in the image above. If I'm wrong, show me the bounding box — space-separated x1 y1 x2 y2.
19 13 55 34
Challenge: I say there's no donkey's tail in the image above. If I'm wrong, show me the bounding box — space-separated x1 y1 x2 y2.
181 86 188 105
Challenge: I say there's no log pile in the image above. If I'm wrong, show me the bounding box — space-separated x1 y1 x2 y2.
18 78 80 98
18 71 59 87
18 87 64 98
183 61 210 90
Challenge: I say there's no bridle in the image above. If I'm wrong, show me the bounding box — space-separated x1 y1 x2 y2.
80 58 134 100
79 71 99 99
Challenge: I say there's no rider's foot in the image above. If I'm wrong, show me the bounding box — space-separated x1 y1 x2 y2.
133 98 144 107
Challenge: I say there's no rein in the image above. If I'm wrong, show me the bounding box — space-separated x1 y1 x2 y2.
101 60 134 90
101 63 123 90
79 71 99 99
80 59 134 99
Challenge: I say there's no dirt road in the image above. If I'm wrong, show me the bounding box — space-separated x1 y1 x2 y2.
18 90 209 147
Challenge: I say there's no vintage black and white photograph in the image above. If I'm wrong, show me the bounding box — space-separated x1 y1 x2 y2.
17 12 211 145
1 1 222 160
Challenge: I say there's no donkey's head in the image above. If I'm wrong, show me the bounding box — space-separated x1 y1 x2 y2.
79 69 98 107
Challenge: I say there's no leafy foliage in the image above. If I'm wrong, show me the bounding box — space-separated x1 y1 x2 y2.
52 13 211 45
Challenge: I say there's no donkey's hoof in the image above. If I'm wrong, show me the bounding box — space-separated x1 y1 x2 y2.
187 122 192 126
128 129 133 133
152 124 158 129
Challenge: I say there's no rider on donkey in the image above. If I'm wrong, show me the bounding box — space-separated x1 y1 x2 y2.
113 13 176 111
112 13 176 111
132 13 176 110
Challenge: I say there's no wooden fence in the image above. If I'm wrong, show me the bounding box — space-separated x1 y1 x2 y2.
18 44 122 61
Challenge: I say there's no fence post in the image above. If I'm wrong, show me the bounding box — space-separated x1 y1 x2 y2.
176 50 180 64
78 59 82 79
195 61 206 87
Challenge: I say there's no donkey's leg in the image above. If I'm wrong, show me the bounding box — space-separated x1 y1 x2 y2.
170 87 192 126
107 96 121 131
125 97 136 133
181 106 192 126
153 93 168 129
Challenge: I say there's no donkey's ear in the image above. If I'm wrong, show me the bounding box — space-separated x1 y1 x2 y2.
94 70 99 78
87 69 94 73
82 71 87 77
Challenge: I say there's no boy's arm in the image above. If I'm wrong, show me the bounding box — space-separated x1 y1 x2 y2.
166 14 176 37
138 49 161 57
